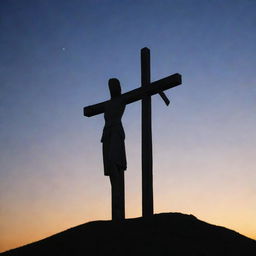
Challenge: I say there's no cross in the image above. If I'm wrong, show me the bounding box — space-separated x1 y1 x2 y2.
83 47 182 218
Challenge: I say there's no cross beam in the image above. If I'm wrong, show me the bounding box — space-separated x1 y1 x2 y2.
83 73 181 117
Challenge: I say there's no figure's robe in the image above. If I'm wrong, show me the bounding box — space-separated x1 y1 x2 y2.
101 97 127 176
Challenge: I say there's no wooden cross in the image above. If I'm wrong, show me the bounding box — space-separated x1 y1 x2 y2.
84 47 182 217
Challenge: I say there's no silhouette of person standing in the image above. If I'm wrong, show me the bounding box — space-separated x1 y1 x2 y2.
101 78 127 221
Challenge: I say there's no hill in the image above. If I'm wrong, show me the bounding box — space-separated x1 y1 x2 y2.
1 213 256 256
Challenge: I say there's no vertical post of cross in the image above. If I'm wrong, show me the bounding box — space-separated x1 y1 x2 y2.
141 47 153 217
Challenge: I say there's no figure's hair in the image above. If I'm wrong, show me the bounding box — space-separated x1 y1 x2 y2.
108 78 121 98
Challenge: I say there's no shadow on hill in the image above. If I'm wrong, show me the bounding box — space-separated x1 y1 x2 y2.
1 212 256 256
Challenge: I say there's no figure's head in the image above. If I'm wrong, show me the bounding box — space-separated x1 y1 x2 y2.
108 78 121 98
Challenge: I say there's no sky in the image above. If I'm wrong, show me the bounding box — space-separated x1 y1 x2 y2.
0 0 256 252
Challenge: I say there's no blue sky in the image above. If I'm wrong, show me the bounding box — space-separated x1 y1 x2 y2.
0 0 256 252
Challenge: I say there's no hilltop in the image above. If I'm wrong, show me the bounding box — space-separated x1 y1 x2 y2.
1 212 256 256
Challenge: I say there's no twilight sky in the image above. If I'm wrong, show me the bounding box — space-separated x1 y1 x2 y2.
0 0 256 252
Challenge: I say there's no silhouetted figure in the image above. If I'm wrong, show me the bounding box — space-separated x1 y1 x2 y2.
101 78 126 221
84 48 182 220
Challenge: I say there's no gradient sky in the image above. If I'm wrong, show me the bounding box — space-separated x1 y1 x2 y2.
0 0 256 252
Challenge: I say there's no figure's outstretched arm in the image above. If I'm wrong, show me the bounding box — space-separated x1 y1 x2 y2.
84 101 105 117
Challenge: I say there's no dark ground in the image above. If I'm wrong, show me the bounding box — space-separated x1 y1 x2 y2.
1 212 256 256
